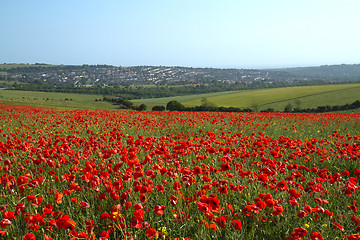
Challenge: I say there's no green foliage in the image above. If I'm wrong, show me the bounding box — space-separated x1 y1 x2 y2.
166 100 185 111
152 105 166 111
0 90 116 110
286 99 360 113
102 96 147 111
284 103 293 112
137 103 147 111
200 97 216 108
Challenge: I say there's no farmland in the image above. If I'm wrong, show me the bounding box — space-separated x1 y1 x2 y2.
0 104 359 239
0 90 116 110
2 82 360 113
133 83 360 111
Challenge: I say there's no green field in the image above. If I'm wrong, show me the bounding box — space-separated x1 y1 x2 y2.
0 63 61 70
131 91 239 108
134 83 360 111
1 83 360 112
0 90 117 110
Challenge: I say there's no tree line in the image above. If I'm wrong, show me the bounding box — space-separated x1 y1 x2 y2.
102 97 146 111
102 97 360 113
283 100 360 113
163 100 253 112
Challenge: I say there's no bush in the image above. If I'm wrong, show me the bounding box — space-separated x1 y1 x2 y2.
166 100 185 111
152 105 165 111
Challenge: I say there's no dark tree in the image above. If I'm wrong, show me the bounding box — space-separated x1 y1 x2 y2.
166 100 185 111
152 105 165 111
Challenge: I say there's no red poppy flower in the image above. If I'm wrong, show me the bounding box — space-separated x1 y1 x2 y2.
100 212 110 220
80 201 90 209
351 216 359 226
342 170 349 177
218 186 228 194
173 182 181 191
272 205 284 216
145 228 159 239
0 219 11 228
333 222 345 232
139 194 147 203
43 234 54 240
156 185 165 193
256 200 267 209
265 198 275 208
293 227 308 237
3 211 15 220
231 220 242 230
23 233 35 240
216 215 230 228
154 205 166 215
133 209 145 221
310 231 323 240
54 192 63 204
56 215 76 230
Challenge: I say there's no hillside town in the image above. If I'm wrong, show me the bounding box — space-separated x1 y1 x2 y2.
0 64 292 87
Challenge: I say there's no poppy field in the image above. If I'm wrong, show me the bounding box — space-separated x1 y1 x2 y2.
0 104 359 240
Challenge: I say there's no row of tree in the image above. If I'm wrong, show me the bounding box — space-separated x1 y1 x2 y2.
163 100 253 112
102 97 146 111
284 100 360 113
103 97 360 113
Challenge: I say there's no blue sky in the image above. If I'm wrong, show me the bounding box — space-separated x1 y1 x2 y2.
2 0 360 68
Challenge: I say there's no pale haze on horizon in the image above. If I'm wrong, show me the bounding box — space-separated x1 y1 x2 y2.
2 0 360 69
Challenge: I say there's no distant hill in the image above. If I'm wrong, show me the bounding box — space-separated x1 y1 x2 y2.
1 63 360 86
1 63 360 99
280 64 360 81
0 64 292 86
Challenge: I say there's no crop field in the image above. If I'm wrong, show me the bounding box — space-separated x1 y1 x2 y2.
0 104 359 239
0 90 116 110
0 64 61 70
134 83 360 111
131 91 239 109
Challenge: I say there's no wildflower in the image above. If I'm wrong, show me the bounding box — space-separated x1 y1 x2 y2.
293 227 308 237
100 212 110 220
146 228 159 239
347 233 360 240
231 220 242 230
154 205 166 216
23 234 35 240
333 222 345 231
210 223 217 231
351 216 359 226
173 182 181 191
218 186 228 194
0 219 11 228
156 185 165 193
54 192 63 204
272 205 284 216
158 226 168 236
139 194 147 203
55 215 76 230
310 231 323 240
80 201 90 209
216 215 230 228
3 211 15 220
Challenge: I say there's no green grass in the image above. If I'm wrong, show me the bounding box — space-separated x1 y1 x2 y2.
131 91 239 109
0 63 61 70
0 90 117 110
1 83 360 112
134 83 360 111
